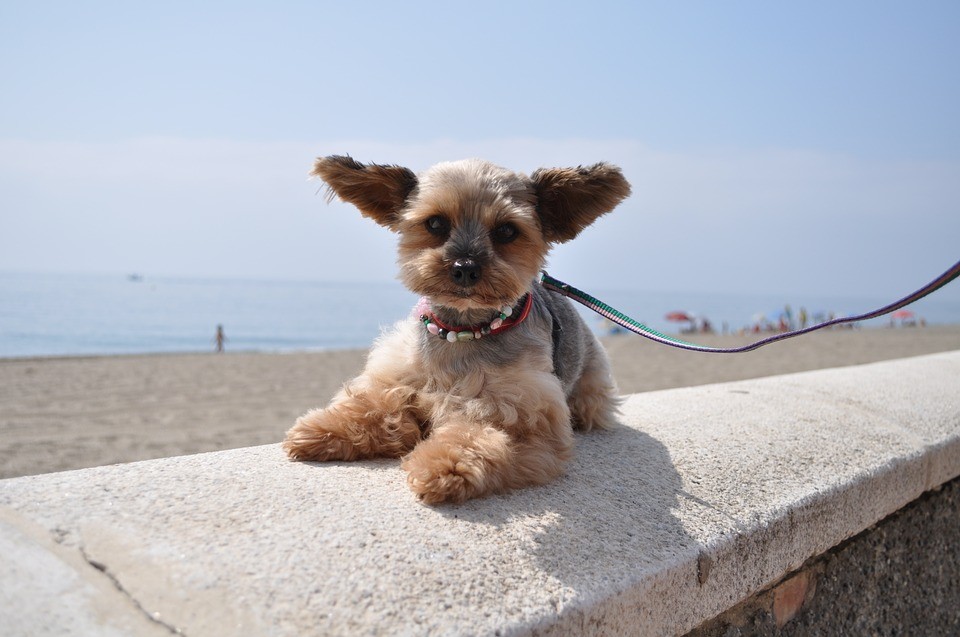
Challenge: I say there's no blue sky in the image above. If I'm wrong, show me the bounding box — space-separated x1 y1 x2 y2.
1 1 958 303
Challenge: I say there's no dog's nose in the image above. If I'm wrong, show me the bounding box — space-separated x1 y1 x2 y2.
451 258 481 287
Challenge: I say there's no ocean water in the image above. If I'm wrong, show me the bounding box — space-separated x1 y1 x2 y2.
0 271 418 358
1 270 958 359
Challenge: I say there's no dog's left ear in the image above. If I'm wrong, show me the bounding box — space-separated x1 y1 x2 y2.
532 163 631 243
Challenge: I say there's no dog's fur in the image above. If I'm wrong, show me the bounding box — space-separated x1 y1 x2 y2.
283 156 631 504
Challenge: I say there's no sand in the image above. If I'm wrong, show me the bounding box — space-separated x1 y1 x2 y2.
1 325 958 480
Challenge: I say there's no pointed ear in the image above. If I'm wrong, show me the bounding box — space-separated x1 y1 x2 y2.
310 155 418 230
531 163 631 243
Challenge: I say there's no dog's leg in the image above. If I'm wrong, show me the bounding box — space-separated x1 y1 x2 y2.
568 337 621 431
401 422 515 504
284 325 424 461
283 378 422 461
401 372 573 504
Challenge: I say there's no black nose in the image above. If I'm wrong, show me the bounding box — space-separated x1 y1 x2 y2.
451 258 481 287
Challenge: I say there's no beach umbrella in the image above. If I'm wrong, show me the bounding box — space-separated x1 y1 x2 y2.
665 311 694 322
892 310 914 320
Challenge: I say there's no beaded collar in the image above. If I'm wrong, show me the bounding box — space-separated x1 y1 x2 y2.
416 293 534 343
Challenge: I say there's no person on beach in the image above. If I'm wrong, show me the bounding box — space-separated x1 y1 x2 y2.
215 324 226 353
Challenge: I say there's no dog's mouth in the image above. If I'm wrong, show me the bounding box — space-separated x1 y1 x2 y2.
434 290 507 312
399 260 531 314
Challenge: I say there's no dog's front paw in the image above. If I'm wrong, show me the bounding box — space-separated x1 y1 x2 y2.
283 409 358 462
403 453 482 505
401 428 512 504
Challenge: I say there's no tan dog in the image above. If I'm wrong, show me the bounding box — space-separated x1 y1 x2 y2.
283 156 631 503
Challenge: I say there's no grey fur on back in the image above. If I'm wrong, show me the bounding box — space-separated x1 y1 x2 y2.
530 281 594 395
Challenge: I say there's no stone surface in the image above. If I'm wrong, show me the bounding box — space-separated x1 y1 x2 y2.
689 476 960 636
1 352 958 636
0 508 171 637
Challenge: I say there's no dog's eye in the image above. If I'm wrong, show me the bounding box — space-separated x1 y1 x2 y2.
424 215 450 237
492 223 519 244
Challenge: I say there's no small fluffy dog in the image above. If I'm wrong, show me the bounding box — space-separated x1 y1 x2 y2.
283 156 631 504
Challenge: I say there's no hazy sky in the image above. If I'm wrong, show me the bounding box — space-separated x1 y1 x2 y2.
2 1 958 303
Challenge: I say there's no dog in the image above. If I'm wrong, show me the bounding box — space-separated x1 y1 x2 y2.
283 156 631 504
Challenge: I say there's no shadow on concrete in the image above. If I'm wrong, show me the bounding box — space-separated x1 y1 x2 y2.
437 421 694 600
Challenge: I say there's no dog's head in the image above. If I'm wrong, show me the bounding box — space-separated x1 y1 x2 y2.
311 155 631 312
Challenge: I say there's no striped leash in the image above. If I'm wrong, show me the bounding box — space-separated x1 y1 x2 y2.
539 259 960 354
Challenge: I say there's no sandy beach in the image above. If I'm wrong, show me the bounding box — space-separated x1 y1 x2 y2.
1 325 958 480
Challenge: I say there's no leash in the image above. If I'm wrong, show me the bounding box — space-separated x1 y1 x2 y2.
539 259 960 353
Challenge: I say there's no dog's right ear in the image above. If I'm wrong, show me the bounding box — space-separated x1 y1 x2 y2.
311 155 418 231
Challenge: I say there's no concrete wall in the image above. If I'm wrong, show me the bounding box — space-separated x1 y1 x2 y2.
1 351 958 636
690 476 960 635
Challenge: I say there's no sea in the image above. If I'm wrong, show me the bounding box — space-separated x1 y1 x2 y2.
1 270 958 359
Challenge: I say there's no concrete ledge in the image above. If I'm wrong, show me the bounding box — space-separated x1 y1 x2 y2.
689 477 960 635
1 351 958 636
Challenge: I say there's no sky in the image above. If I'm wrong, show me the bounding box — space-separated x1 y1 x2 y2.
1 1 959 304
